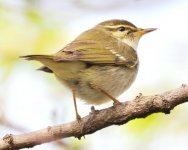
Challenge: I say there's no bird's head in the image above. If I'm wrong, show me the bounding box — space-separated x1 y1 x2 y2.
96 19 156 50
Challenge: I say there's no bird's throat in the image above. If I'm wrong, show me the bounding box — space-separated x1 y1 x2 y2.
122 38 139 50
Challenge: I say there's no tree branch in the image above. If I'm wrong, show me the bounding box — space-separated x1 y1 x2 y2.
0 85 188 150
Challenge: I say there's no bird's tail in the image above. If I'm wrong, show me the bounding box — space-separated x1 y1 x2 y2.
20 54 55 73
20 54 53 61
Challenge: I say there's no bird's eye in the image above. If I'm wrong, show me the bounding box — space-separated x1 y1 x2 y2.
118 26 126 32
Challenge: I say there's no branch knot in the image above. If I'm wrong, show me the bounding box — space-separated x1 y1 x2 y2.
3 134 14 148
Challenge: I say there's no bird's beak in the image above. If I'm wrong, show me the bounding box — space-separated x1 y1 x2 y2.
137 28 157 35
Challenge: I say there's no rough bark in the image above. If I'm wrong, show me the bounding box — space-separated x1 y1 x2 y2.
0 85 188 150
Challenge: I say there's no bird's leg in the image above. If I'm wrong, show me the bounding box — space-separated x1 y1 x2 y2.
89 82 121 106
72 89 81 121
99 88 121 106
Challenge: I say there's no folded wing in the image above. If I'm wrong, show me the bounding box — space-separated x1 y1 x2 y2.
54 30 138 68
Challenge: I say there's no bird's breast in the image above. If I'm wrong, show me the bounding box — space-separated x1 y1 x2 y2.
75 64 139 105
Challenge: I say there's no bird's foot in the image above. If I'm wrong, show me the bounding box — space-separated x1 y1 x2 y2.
113 100 122 108
76 114 82 122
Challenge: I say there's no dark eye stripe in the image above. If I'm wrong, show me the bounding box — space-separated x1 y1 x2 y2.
104 25 136 32
118 26 126 32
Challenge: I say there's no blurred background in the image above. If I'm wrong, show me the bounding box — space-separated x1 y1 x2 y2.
0 0 188 150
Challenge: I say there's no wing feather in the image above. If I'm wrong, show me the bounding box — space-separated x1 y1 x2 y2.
54 29 138 68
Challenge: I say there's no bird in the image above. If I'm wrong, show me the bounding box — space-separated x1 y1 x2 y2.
20 19 156 121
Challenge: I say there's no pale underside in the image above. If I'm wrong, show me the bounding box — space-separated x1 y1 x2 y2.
53 62 138 105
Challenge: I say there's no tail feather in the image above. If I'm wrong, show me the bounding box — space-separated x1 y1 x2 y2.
20 55 53 61
20 54 55 73
37 66 53 73
20 54 76 75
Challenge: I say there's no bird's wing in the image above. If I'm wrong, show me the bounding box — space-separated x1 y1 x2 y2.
54 32 138 68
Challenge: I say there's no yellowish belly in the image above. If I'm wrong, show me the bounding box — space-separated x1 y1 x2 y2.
74 65 138 105
53 62 138 105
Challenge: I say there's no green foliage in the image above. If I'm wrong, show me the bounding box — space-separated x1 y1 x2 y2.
126 113 165 135
25 7 43 24
0 4 67 80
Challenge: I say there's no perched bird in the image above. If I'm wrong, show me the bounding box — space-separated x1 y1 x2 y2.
21 19 156 121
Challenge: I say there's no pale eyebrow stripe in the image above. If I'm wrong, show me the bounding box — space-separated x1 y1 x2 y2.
104 25 135 29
